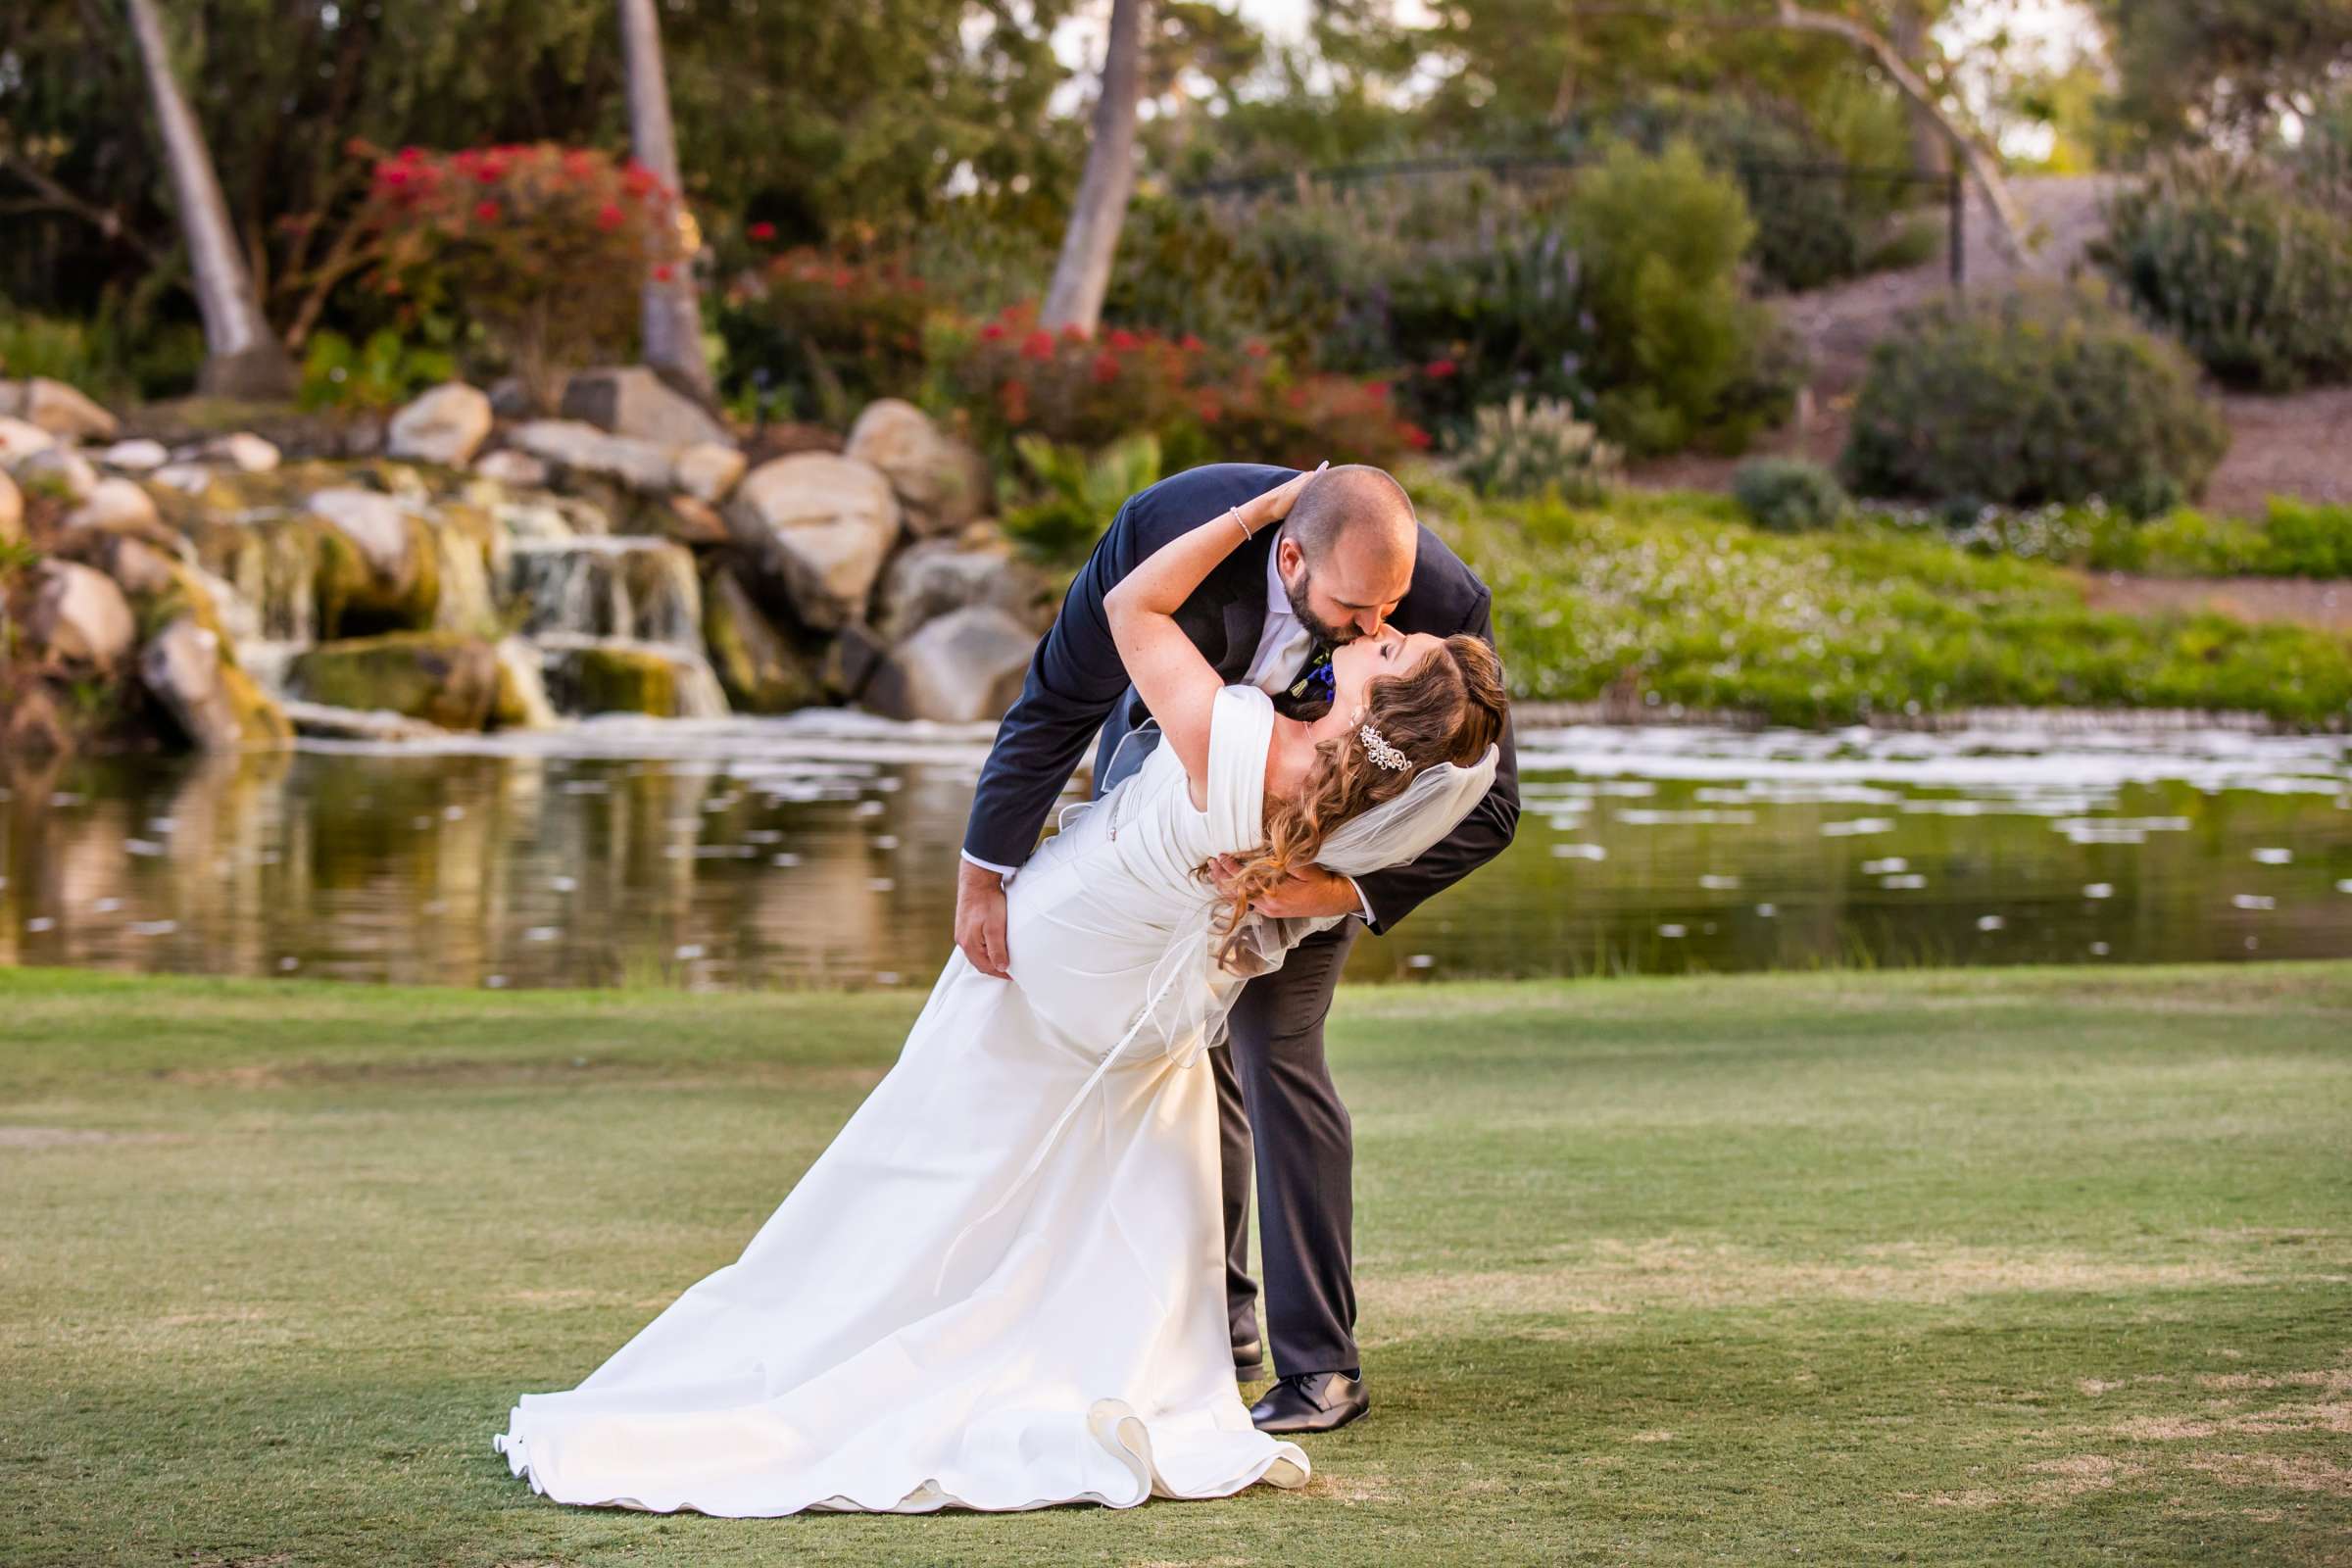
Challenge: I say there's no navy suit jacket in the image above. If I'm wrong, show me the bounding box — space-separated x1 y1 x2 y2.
961 462 1520 934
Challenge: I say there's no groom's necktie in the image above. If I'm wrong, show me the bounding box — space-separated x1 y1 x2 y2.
1274 639 1335 719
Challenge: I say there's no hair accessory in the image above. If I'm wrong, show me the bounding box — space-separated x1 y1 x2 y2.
1358 722 1410 771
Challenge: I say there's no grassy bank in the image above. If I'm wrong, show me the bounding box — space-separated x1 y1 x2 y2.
3 962 2348 1565
1435 482 2352 726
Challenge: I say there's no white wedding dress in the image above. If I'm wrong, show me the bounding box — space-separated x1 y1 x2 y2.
493 684 1311 1515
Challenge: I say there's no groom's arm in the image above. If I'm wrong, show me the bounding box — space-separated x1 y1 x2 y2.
1348 589 1521 934
960 522 1142 874
962 463 1297 876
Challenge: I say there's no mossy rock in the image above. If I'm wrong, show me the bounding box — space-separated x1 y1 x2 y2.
544 644 682 716
311 511 441 638
489 655 537 729
288 631 502 730
704 564 820 714
217 658 294 746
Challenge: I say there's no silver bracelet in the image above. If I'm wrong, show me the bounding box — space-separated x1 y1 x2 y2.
1229 506 1252 542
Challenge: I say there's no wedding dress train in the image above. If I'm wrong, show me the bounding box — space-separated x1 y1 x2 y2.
492 685 1311 1515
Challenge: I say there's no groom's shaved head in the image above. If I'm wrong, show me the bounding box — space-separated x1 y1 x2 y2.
1275 465 1419 644
1287 465 1417 570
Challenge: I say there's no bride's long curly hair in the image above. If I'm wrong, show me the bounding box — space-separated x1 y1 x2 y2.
1209 633 1507 969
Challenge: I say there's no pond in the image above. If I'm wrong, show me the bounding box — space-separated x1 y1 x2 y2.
3 715 2349 991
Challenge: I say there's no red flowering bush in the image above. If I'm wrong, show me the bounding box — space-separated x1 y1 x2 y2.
715 246 936 422
945 305 1196 457
355 141 690 410
947 304 1427 470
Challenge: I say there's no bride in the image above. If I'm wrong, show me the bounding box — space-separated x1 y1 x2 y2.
492 467 1509 1516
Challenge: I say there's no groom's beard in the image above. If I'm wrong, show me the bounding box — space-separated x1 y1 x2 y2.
1282 568 1358 650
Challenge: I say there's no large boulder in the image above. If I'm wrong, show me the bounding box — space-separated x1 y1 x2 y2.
726 452 902 630
200 432 281 472
140 616 291 751
863 605 1036 722
845 398 989 536
875 525 1051 642
704 564 820 714
509 418 677 492
62 476 161 533
288 631 505 730
14 444 98 500
102 438 170 472
26 560 136 667
670 441 746 504
307 488 441 634
473 448 550 489
0 377 118 440
386 382 494 466
561 366 730 448
0 416 57 466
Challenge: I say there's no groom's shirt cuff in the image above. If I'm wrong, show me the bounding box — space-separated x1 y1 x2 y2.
961 849 1020 882
1345 875 1375 924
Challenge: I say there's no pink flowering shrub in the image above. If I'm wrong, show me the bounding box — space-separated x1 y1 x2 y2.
354 141 690 410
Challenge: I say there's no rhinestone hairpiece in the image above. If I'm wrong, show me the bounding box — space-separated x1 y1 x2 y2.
1358 722 1410 771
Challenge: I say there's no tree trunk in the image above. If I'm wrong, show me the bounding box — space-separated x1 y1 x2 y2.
618 0 714 402
1887 1 1949 178
1042 0 1151 335
123 0 295 399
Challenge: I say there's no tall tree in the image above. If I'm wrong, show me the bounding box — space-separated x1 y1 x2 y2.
617 0 712 400
122 0 295 397
1886 1 1947 177
1567 3 2036 268
1043 0 1152 334
2091 0 2352 150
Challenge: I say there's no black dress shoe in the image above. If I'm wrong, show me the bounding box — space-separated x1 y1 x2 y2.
1233 1339 1268 1382
1249 1370 1369 1435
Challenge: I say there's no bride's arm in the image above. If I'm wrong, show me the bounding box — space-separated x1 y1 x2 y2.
1103 465 1321 795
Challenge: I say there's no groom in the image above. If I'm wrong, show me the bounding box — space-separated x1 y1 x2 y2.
956 462 1519 1435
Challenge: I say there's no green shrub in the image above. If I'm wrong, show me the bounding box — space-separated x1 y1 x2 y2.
1385 228 1593 434
2091 155 2352 392
1000 433 1163 565
1840 280 2230 516
1434 480 2352 726
1562 138 1784 457
297 327 458 412
0 300 207 404
717 248 940 424
1452 396 1619 502
2260 496 2352 577
1733 458 1849 532
1571 91 1909 292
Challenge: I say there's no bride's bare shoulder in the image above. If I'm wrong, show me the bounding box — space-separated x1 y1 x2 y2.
1262 717 1315 806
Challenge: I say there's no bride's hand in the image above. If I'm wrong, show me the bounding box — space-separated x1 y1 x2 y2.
1243 462 1327 533
1205 856 1364 919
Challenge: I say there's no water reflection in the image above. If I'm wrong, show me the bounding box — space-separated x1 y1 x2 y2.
3 715 2348 989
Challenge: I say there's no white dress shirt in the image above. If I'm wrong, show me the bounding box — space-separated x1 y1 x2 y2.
964 523 1376 925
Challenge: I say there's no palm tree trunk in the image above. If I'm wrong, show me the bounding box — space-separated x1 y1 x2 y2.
618 0 713 402
123 0 295 399
1042 0 1151 335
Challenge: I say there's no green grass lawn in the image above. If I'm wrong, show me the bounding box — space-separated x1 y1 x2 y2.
3 962 2348 1566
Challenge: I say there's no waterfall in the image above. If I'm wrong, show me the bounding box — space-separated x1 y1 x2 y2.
494 636 562 729
503 537 704 648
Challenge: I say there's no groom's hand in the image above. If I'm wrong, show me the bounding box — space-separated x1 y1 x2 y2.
955 859 1012 978
1206 858 1365 920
